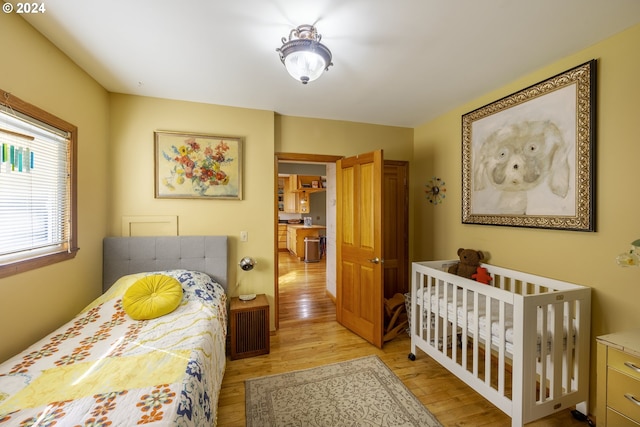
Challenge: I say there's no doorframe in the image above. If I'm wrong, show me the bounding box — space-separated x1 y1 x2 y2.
274 152 343 330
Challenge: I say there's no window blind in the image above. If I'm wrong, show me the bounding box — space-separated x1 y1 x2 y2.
0 109 71 262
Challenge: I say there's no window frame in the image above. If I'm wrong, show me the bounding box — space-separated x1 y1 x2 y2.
0 89 78 278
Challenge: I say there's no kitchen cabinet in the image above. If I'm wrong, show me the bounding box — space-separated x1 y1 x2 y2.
293 175 325 214
277 224 287 251
293 174 325 192
297 191 310 214
286 226 296 253
289 174 325 192
277 177 285 212
282 176 303 213
282 174 322 214
283 190 299 213
286 225 326 260
280 173 328 214
597 329 640 426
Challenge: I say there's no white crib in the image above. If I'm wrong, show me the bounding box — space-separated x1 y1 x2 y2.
409 260 591 427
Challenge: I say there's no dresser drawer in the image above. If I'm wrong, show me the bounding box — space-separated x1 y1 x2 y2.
607 408 640 426
610 347 640 381
608 368 640 423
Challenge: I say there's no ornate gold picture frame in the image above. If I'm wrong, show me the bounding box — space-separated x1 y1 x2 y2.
461 60 596 231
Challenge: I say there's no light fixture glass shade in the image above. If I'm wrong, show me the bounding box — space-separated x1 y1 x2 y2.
283 42 329 84
277 25 332 84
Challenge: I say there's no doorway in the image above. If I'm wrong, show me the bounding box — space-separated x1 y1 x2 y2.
273 153 409 333
274 153 342 329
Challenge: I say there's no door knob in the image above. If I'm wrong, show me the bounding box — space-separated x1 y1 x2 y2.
369 257 383 264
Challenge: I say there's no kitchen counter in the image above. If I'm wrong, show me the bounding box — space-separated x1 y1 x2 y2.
286 224 326 230
286 225 326 260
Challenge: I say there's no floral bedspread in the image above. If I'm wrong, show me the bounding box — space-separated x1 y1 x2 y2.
0 270 227 427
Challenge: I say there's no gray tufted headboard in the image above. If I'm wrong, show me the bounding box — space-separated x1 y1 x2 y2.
103 236 228 293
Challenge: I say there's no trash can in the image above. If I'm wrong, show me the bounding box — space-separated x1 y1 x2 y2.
304 237 320 263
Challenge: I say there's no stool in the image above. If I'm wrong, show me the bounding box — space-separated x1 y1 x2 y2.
383 293 409 342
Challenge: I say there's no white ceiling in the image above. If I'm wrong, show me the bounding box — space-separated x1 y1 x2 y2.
21 0 640 128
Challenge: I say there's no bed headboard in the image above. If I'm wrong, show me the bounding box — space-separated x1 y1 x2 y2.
103 236 228 293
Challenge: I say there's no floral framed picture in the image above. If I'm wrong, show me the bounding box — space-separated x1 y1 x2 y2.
461 60 596 231
154 131 243 200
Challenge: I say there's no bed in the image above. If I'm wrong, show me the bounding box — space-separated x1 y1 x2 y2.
0 235 228 426
408 260 591 427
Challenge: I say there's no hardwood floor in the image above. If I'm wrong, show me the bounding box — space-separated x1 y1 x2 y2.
216 252 588 426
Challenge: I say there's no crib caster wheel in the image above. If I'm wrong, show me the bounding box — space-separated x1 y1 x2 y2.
408 353 416 361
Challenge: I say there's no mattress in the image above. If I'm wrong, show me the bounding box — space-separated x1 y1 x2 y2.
0 269 227 426
416 287 572 355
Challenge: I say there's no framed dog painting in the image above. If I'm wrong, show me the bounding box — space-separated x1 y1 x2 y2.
461 60 596 231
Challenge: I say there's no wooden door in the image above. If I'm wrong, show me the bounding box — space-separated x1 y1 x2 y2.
383 161 409 298
336 150 384 348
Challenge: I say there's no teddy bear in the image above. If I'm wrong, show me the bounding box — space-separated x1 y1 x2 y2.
448 248 485 280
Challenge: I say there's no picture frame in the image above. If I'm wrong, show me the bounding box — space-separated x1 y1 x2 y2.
154 130 243 200
461 59 596 231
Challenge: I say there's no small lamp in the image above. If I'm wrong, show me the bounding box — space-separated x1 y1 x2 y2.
238 257 257 300
276 24 333 84
239 256 257 271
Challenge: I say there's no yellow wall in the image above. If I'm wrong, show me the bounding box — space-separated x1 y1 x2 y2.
276 114 414 160
0 13 110 362
413 23 640 413
108 93 276 314
106 99 414 330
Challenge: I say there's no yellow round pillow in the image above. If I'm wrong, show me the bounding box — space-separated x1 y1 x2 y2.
122 274 183 320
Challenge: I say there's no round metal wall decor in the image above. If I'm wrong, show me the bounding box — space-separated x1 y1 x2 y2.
425 177 446 205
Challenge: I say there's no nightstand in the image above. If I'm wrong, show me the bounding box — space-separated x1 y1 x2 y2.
597 329 640 426
230 294 270 360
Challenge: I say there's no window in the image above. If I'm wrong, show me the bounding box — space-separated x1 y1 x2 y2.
0 90 78 278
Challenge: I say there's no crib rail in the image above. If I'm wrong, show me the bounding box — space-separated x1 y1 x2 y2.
409 261 591 427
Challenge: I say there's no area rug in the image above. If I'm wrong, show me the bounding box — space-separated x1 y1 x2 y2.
245 355 442 427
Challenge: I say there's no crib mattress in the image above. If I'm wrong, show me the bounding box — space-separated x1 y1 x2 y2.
417 288 571 355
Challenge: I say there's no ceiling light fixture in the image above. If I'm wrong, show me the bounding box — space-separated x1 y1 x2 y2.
277 24 333 85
